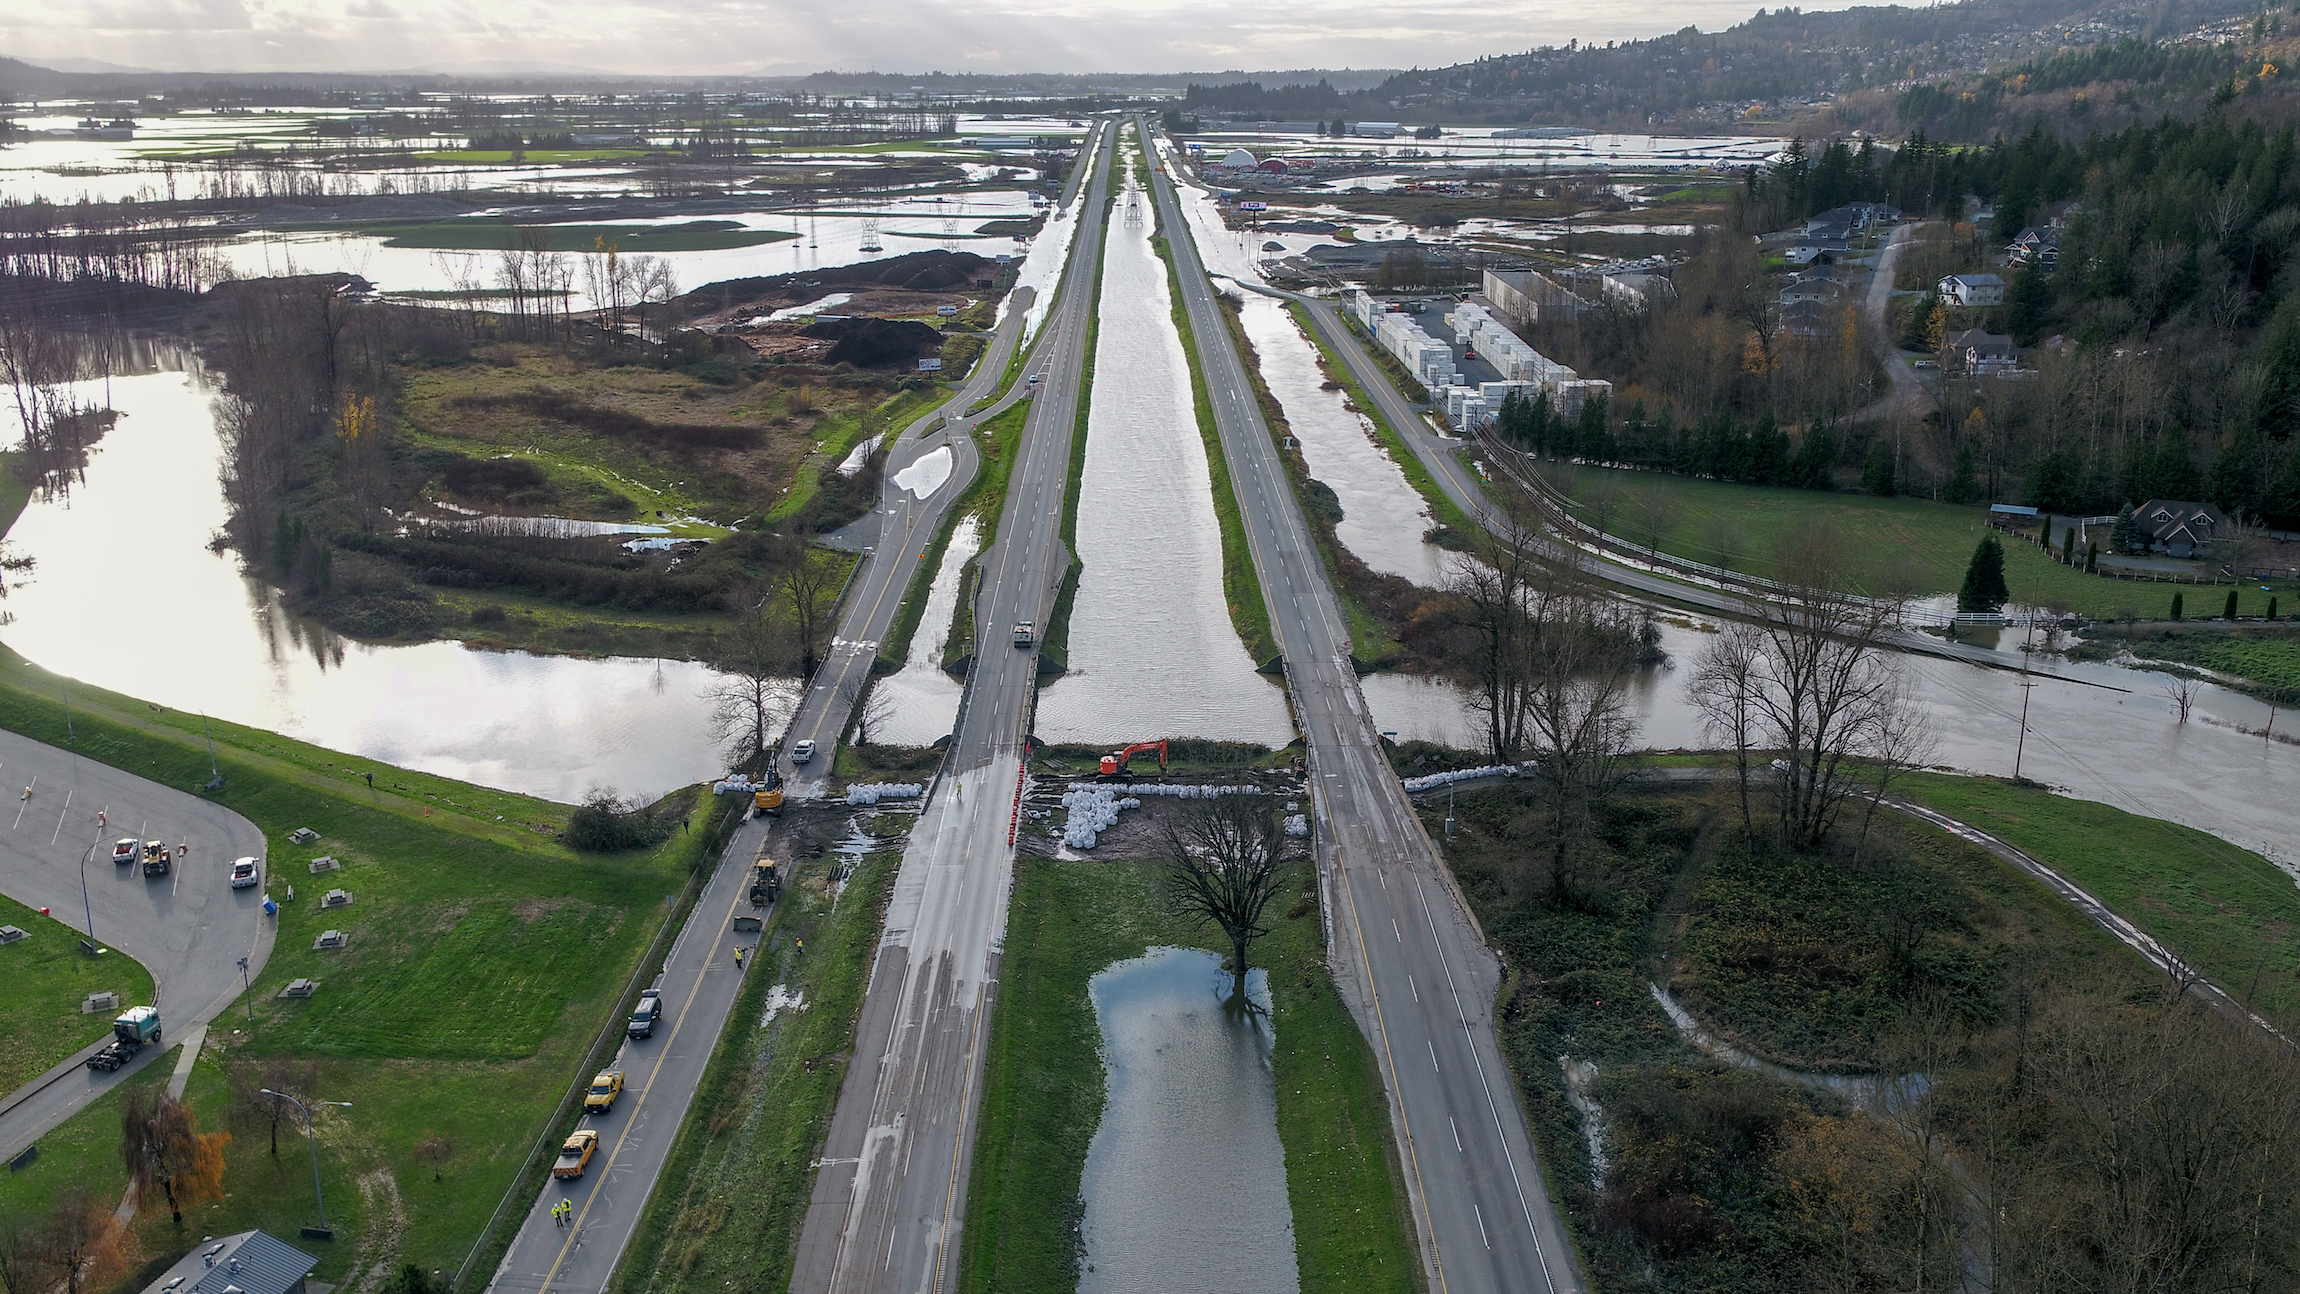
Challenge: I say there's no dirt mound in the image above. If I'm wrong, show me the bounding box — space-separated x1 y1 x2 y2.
681 250 996 313
801 317 946 369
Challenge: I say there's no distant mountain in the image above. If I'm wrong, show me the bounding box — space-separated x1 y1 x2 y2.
378 60 614 78
19 56 160 75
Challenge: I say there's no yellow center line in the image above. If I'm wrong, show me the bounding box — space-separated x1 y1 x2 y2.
537 880 747 1294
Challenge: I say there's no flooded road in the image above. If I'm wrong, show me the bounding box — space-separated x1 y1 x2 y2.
1078 947 1299 1294
1360 616 2300 865
1232 294 1447 586
1035 154 1293 747
867 516 980 747
0 352 729 802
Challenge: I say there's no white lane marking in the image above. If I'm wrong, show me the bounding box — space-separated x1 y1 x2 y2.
1428 1040 1440 1073
1475 1204 1490 1250
1407 974 1418 1003
51 790 72 845
11 777 32 829
1451 1117 1462 1151
1392 918 1402 943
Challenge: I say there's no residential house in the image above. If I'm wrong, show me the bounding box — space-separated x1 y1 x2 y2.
2135 500 2228 558
139 1233 320 1294
1945 328 2018 375
2007 225 2061 270
1784 236 1849 266
1938 273 2005 307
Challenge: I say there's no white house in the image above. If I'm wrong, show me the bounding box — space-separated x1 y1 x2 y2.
1938 273 2005 307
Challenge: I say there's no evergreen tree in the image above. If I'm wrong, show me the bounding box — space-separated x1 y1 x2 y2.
1746 413 1789 485
1789 421 1837 490
1959 533 2011 612
2171 591 2184 620
1576 393 1613 463
2062 523 2076 564
2085 542 2098 573
2111 503 2145 553
2205 424 2264 522
2256 297 2300 443
2006 257 2054 346
1861 438 1897 496
1944 443 1980 504
2225 589 2240 619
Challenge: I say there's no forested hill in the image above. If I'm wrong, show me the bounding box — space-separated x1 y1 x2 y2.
1180 0 2273 136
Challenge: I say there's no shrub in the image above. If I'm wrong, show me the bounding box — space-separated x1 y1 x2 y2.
564 789 672 853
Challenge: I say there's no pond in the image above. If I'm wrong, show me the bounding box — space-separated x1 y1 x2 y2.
1079 946 1299 1294
0 345 734 802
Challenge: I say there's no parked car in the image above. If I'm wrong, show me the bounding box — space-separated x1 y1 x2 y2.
111 837 138 865
229 857 260 888
552 1129 599 1178
790 739 816 765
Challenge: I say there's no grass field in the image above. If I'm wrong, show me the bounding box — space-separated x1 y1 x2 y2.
0 646 717 1284
1542 464 2300 619
353 220 799 253
0 891 158 1093
1897 773 2300 1028
617 846 898 1294
412 149 653 165
1153 234 1278 664
959 853 1418 1294
2075 625 2300 702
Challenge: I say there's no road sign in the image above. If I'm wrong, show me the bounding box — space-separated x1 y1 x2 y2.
1238 201 1267 211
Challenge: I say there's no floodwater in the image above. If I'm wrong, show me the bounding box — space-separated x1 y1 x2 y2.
867 515 980 747
1035 157 1293 747
1359 616 2300 867
0 349 732 802
1231 294 1447 587
891 445 954 499
1078 947 1299 1294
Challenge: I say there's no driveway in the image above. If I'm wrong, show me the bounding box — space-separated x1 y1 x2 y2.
0 728 271 1161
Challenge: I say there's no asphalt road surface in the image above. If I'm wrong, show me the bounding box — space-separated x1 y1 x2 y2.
787 117 1116 1294
481 810 774 1294
1142 117 1587 1294
0 728 271 1161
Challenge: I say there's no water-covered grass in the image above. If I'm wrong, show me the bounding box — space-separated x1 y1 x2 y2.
0 890 158 1092
616 849 899 1294
1152 235 1277 664
961 853 1418 1294
0 646 713 1280
2074 624 2300 702
1897 773 2300 1027
358 219 799 253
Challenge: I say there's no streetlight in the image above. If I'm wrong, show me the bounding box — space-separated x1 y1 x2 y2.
262 1089 352 1238
237 957 253 1022
76 835 102 956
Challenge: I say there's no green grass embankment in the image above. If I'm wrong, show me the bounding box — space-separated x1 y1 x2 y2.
1288 303 1477 540
766 387 940 526
0 646 713 1282
0 892 159 1092
1896 773 2300 1027
2073 625 2300 703
1151 235 1278 664
959 854 1419 1294
616 848 899 1294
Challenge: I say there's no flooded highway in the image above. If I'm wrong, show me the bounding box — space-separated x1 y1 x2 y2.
867 516 980 747
1034 155 1293 747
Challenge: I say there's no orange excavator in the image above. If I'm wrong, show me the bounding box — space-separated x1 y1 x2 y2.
1098 740 1169 777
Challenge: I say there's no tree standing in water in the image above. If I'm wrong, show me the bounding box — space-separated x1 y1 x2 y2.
1161 797 1288 1002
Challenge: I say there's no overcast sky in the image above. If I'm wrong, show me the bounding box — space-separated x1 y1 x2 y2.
4 0 1781 77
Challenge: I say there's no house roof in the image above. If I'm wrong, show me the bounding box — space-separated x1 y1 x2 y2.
2136 499 2227 545
1947 328 2015 356
1944 273 2006 288
142 1232 318 1294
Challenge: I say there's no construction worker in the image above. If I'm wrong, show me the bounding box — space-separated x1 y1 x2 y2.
561 1198 573 1226
734 945 746 971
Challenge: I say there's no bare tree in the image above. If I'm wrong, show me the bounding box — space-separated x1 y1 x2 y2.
1848 673 1938 867
852 677 895 748
226 1055 319 1157
0 1207 47 1294
1518 585 1643 903
2161 674 2201 723
706 596 794 768
1161 796 1289 1001
413 1131 453 1181
35 1190 123 1294
777 535 842 680
1690 620 1766 848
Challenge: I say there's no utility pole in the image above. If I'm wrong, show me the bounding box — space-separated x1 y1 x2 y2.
263 1089 352 1239
2013 610 2036 783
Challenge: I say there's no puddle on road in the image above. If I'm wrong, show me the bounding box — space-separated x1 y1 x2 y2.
1079 947 1299 1294
891 444 954 499
1034 157 1292 747
1232 294 1448 587
869 516 981 746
